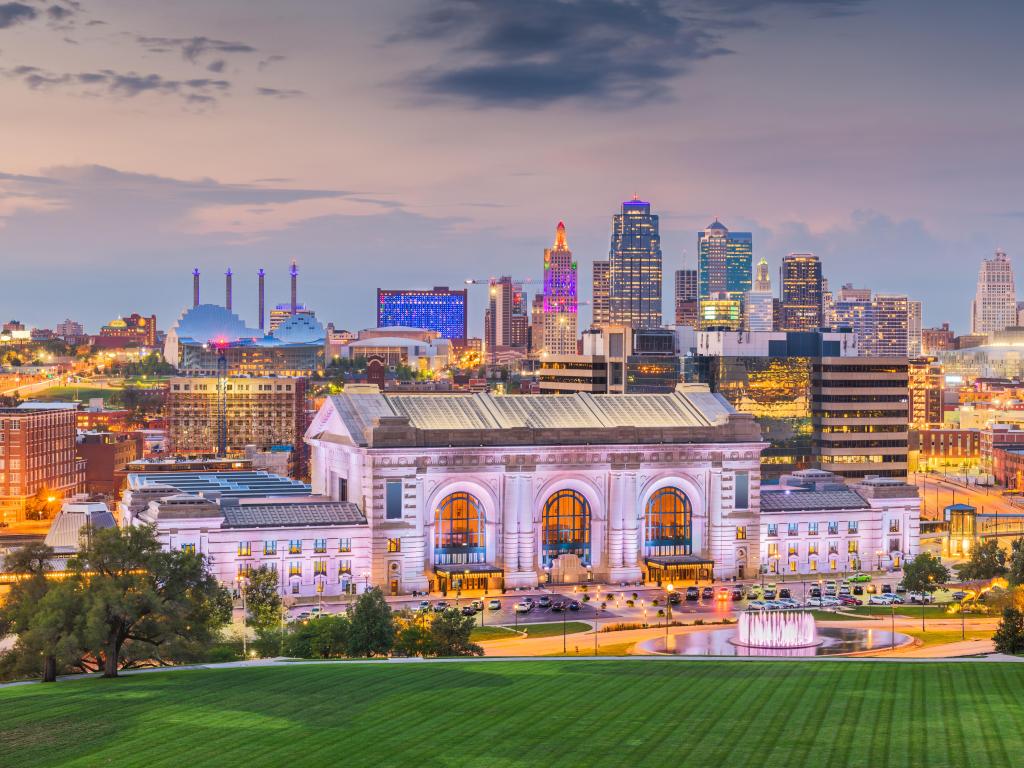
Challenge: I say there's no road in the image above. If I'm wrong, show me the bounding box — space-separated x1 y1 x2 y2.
913 472 1020 520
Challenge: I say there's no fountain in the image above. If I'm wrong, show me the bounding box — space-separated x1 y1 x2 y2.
734 610 819 649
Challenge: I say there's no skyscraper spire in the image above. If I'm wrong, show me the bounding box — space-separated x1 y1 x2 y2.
554 220 568 250
258 268 265 331
225 268 233 311
290 260 298 315
193 268 200 307
754 257 771 292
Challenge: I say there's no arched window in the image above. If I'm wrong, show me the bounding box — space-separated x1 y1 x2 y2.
645 487 692 557
542 489 591 567
434 492 485 565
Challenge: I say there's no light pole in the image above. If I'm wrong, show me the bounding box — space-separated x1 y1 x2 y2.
363 571 370 593
876 550 883 572
562 607 567 655
961 597 966 641
237 574 249 658
891 600 895 651
665 584 675 648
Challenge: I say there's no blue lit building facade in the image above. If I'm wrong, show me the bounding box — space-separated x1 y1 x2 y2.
376 287 468 340
698 220 753 304
608 198 663 329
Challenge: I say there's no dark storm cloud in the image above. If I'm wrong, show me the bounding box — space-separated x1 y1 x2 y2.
256 86 304 99
394 0 869 107
136 35 257 63
1 64 230 104
0 2 36 28
45 4 72 21
206 59 226 73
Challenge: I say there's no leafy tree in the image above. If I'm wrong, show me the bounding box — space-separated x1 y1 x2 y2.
955 539 1007 581
1007 539 1024 587
346 587 395 657
393 621 432 658
244 565 283 633
902 552 950 593
428 610 483 657
993 607 1024 654
23 487 61 521
310 615 350 658
72 525 232 677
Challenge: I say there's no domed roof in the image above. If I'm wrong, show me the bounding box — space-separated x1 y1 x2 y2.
273 313 326 344
706 220 728 231
108 317 127 328
171 304 260 345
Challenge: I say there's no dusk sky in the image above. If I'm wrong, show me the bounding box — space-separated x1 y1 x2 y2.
2 0 1023 336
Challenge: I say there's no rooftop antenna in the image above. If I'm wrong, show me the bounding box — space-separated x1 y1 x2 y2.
192 268 200 307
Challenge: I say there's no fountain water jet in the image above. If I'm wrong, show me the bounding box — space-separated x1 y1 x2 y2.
734 610 819 649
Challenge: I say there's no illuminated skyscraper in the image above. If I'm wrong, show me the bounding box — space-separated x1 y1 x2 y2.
541 221 578 355
780 253 823 331
608 198 662 329
972 249 1017 336
744 258 774 331
907 300 922 357
674 268 698 327
591 260 610 327
866 294 910 357
484 276 528 361
698 220 752 305
377 286 468 340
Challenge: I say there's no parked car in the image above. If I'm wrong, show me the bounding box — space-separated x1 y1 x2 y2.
888 594 905 604
461 606 477 616
418 600 431 611
778 598 800 609
668 591 682 605
731 588 744 601
779 588 792 599
869 595 892 605
853 585 864 595
514 601 533 613
809 587 822 598
881 584 893 594
763 589 777 600
895 584 907 594
952 591 968 601
568 600 581 611
806 597 824 607
908 592 933 604
850 572 872 583
820 597 840 607
488 599 502 610
434 601 450 612
748 600 767 610
701 586 714 600
470 600 484 611
550 601 566 612
838 595 862 606
538 596 552 608
686 586 700 601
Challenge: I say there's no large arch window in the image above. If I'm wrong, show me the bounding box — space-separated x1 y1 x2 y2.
434 492 485 565
542 489 591 567
644 487 693 558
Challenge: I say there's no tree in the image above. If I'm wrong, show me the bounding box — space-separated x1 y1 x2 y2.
73 525 232 677
1007 539 1024 587
993 607 1024 655
955 539 1007 581
902 552 950 631
428 610 483 657
23 487 61 521
346 587 395 657
244 565 283 633
310 615 350 658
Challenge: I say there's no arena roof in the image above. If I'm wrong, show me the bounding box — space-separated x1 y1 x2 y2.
760 488 871 512
126 470 311 498
222 501 365 528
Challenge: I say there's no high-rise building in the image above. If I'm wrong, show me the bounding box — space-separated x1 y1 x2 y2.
780 253 823 331
166 376 309 477
55 318 85 342
908 357 943 429
972 249 1017 336
698 220 753 306
269 303 315 332
591 260 610 328
530 294 545 354
830 284 874 353
94 313 158 349
744 258 774 332
674 268 698 327
866 294 910 357
376 287 468 341
907 300 923 357
0 405 84 524
540 221 579 355
699 294 743 331
922 323 955 355
608 198 663 329
484 276 529 361
821 278 836 327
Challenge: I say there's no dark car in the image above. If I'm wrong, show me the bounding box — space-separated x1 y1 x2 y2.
952 590 967 601
550 601 566 612
538 596 552 608
853 585 864 595
838 595 862 606
809 587 822 598
731 588 744 601
668 591 682 605
881 584 893 594
686 586 700 601
433 601 449 612
568 600 581 611
895 584 907 594
701 586 714 600
779 588 791 599
461 605 477 616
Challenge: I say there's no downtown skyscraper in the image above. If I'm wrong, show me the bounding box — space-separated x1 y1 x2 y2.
697 220 752 303
591 260 610 327
780 253 823 331
608 197 662 329
541 221 579 355
972 249 1017 336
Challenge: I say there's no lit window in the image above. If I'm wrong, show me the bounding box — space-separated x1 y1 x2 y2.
387 538 401 553
848 521 859 535
289 561 302 577
237 541 251 557
767 543 779 558
289 540 302 554
339 538 352 553
181 543 195 554
314 559 327 576
848 540 859 554
735 526 746 540
263 540 277 555
767 523 778 537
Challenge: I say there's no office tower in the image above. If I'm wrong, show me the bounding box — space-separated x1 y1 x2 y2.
821 278 836 326
908 357 943 429
744 258 774 331
591 260 610 327
376 286 469 340
484 276 529 361
697 220 753 306
541 221 579 355
608 197 662 328
972 249 1017 336
166 376 309 477
922 323 955 355
539 325 679 394
830 284 874 352
674 268 698 327
257 269 265 331
780 253 823 331
812 357 909 480
908 300 923 357
699 293 743 331
225 268 233 311
867 294 910 357
0 406 84 524
530 294 545 354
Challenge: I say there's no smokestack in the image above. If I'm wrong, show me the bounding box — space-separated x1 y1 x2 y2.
193 268 200 307
290 260 298 315
225 268 233 311
258 268 265 331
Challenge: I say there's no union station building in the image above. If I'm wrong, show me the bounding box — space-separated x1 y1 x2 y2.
305 385 768 594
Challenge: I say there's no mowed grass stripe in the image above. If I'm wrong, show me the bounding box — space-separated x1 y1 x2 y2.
5 661 1024 767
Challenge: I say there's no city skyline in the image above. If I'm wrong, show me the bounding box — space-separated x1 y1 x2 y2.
2 1 1024 335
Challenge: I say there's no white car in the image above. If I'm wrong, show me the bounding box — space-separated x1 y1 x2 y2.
514 601 533 613
805 597 824 607
747 600 767 610
869 594 893 605
820 597 840 607
777 598 800 609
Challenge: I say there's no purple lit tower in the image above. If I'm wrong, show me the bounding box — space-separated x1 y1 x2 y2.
541 221 578 355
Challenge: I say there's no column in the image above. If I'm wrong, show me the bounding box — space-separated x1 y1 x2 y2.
505 473 538 588
621 473 640 570
707 468 722 576
605 471 642 583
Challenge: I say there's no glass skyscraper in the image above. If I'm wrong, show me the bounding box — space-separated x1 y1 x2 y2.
697 220 752 303
377 287 468 340
608 198 663 329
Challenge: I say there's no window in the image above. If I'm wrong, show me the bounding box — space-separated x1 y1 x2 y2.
828 521 839 535
237 562 253 578
387 538 401 553
848 521 859 535
289 561 302 577
889 519 900 533
289 540 302 555
789 560 797 573
848 540 859 554
809 542 819 556
788 523 799 537
735 526 746 541
314 538 327 554
767 523 778 538
808 522 819 536
768 543 779 558
542 489 592 566
644 487 692 558
338 477 348 502
830 560 837 571
181 543 195 554
338 559 352 575
385 479 403 520
810 559 817 572
237 541 251 557
434 492 485 565
889 537 901 553
314 559 328 576
339 538 352 553
829 541 839 555
788 543 798 557
263 540 277 556
734 471 749 509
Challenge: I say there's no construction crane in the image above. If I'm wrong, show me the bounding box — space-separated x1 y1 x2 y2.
463 278 540 286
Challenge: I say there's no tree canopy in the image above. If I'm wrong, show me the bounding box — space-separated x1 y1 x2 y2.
902 552 950 593
954 539 1007 581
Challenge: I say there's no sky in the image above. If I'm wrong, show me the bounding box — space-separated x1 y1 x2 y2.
1 0 1023 336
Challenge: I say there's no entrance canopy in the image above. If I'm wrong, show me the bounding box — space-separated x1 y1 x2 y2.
434 564 504 578
645 555 715 584
433 563 504 594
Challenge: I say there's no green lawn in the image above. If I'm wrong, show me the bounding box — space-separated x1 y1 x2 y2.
901 629 993 648
27 386 119 403
3 661 1024 767
809 610 863 622
470 625 520 641
520 621 590 638
851 604 954 618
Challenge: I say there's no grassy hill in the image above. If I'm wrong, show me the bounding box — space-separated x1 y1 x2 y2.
1 660 1022 767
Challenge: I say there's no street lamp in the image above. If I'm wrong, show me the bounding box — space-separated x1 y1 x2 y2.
876 550 883 571
362 571 370 593
665 584 675 648
236 574 249 658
